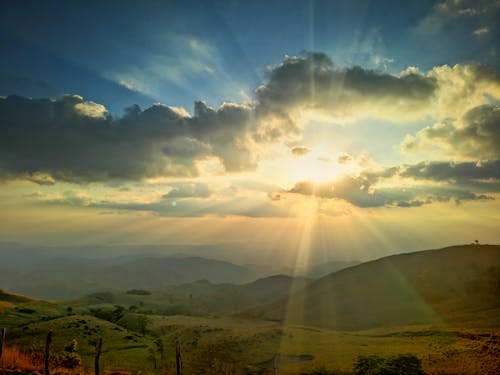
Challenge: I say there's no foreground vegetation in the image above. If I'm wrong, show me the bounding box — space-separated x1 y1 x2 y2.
1 307 499 374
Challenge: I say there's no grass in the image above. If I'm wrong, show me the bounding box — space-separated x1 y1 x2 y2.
0 299 66 328
0 346 40 373
0 345 94 375
3 314 157 373
1 306 499 374
133 314 500 374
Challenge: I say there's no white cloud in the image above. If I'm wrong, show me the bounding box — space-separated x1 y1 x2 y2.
473 26 490 36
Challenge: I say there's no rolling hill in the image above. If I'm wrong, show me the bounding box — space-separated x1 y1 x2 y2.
244 244 500 330
73 274 313 316
0 255 260 299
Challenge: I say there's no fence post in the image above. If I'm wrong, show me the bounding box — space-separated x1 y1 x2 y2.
273 352 280 375
0 328 5 362
95 337 103 375
175 339 182 375
44 331 52 375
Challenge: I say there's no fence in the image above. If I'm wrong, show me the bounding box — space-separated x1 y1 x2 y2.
0 327 284 375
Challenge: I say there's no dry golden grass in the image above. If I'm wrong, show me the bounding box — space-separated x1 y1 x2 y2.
0 345 40 372
422 331 500 375
0 345 92 375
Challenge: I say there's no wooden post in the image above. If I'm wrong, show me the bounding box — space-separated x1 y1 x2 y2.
44 331 52 375
273 352 280 375
175 339 182 375
0 328 6 362
95 337 103 375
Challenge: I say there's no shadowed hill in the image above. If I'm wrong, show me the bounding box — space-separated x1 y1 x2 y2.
240 274 312 299
0 289 32 303
244 245 500 330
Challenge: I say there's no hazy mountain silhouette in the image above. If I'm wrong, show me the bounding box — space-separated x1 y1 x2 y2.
0 243 357 299
0 255 259 299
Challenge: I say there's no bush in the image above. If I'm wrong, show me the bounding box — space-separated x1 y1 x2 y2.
354 354 426 375
54 339 82 370
125 289 152 295
90 305 125 323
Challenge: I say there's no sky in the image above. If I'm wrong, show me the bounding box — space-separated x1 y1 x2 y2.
0 0 499 267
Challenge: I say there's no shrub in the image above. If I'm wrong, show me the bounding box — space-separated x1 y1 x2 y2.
125 289 152 295
354 353 426 375
54 339 82 370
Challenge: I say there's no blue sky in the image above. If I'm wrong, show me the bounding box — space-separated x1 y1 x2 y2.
1 0 497 114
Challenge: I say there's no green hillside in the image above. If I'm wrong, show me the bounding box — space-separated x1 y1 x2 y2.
245 245 500 330
70 275 312 317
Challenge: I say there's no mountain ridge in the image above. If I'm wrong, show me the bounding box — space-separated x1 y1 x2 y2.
242 244 500 330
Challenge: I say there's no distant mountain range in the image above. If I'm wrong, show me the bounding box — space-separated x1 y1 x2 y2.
244 245 500 330
0 255 257 299
0 242 357 299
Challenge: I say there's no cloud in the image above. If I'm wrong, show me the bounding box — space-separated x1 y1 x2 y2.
399 159 500 182
473 27 490 36
163 182 212 199
287 158 500 208
337 153 353 164
255 53 499 131
287 177 495 208
0 95 256 183
402 104 500 160
256 52 438 121
1 53 499 185
191 101 257 172
435 0 498 17
427 65 500 119
45 187 292 218
416 0 500 35
291 146 311 156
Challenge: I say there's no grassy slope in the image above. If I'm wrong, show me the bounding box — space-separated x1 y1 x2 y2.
0 290 156 372
142 314 500 374
245 245 500 330
5 314 156 372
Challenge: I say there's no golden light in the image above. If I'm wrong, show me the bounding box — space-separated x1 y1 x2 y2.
289 152 341 183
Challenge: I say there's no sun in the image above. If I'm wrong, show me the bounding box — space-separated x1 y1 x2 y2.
289 152 341 183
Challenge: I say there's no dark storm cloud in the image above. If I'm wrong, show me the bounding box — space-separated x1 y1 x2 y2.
0 95 255 182
256 52 437 118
